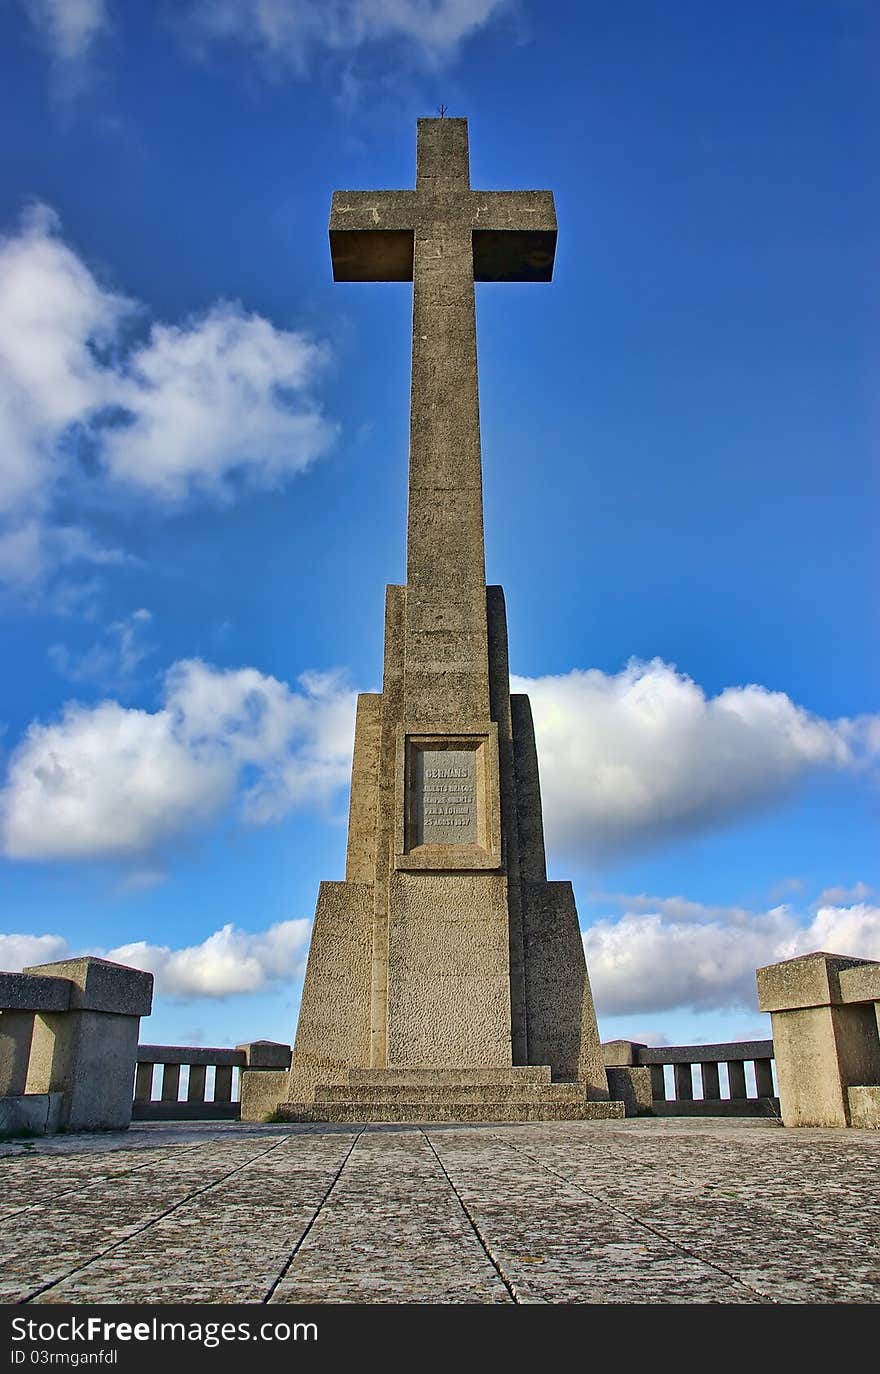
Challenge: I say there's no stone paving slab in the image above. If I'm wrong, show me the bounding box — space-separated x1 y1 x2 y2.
1 1119 878 1305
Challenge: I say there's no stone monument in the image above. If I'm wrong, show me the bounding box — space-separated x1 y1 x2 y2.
245 118 622 1123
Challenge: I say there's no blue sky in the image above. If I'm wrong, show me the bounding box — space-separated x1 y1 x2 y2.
0 0 877 1054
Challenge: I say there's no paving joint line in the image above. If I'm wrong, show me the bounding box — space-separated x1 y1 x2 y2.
18 1134 293 1305
494 1133 776 1305
261 1127 365 1304
0 1141 217 1224
421 1129 519 1305
529 1130 880 1273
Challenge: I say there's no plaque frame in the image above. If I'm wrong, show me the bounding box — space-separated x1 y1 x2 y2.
393 723 502 871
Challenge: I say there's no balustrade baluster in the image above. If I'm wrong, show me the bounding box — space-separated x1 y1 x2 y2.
673 1062 694 1101
727 1060 747 1100
187 1064 207 1102
700 1062 720 1099
161 1063 180 1102
214 1065 233 1102
134 1062 154 1103
754 1058 774 1097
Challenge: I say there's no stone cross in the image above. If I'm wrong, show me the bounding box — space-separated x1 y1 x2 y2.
254 118 612 1119
329 118 556 726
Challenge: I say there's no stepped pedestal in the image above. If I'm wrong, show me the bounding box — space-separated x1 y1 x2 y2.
276 1067 623 1125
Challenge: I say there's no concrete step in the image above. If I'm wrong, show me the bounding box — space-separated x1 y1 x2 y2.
314 1082 589 1105
276 1101 625 1124
345 1066 553 1087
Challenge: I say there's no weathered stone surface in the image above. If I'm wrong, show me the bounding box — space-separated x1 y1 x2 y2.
1 960 152 1134
241 1070 290 1123
606 1066 653 1116
603 1040 645 1067
280 118 612 1123
0 1010 38 1095
0 971 71 1013
769 1004 880 1127
756 951 876 1014
2 1119 879 1305
312 1082 590 1104
838 962 880 1004
848 1085 880 1129
348 1066 551 1086
757 952 880 1127
521 881 607 1095
386 872 512 1066
138 1045 244 1066
344 692 382 882
236 1041 292 1070
24 957 153 1017
282 882 373 1109
636 1040 774 1064
25 1010 141 1132
7 958 152 1133
277 1102 623 1124
0 1092 63 1135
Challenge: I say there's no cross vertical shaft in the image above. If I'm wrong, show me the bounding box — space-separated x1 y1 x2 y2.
406 119 488 724
329 118 557 729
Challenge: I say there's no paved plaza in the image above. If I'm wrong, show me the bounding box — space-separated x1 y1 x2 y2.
1 1118 878 1305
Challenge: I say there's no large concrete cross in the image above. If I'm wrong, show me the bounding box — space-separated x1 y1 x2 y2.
330 118 556 725
258 117 611 1116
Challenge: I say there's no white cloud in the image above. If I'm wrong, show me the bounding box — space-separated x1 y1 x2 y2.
20 0 508 76
0 205 335 584
0 521 129 588
19 0 108 64
0 660 357 861
183 0 509 72
108 918 311 998
513 659 880 861
102 304 334 502
808 902 880 962
0 918 311 999
49 607 153 686
0 203 128 523
1 697 231 861
818 881 873 906
0 932 70 969
584 896 880 1017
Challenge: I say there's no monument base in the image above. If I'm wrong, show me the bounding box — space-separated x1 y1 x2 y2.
267 1066 624 1124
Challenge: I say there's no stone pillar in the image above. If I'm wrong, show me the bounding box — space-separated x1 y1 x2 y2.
757 952 880 1128
602 1041 653 1116
23 957 153 1132
0 971 73 1133
0 1011 37 1096
238 1041 292 1123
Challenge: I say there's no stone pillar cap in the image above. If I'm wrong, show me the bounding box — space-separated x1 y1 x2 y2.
757 951 877 1013
22 956 153 1016
235 1040 292 1069
0 970 72 1012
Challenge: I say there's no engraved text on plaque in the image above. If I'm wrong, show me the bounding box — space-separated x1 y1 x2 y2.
413 748 477 846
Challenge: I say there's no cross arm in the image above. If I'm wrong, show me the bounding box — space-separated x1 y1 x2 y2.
471 191 557 282
329 190 417 282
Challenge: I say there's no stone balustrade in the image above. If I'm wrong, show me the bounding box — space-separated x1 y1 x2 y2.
602 1039 778 1116
133 1040 291 1120
757 951 880 1127
0 957 153 1135
7 949 876 1135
